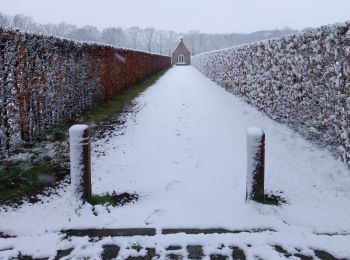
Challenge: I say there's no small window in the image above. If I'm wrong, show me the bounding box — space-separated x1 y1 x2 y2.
177 54 185 64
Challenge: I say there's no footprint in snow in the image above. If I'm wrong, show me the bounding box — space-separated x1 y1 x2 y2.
184 148 191 153
165 180 182 191
144 209 166 225
185 137 193 142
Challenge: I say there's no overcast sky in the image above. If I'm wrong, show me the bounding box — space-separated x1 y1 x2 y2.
1 0 349 33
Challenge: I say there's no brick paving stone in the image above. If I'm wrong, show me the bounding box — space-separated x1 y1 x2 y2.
54 248 74 260
101 244 120 260
63 228 156 237
273 245 292 258
16 256 38 260
126 255 151 260
145 247 158 259
166 245 182 251
230 246 246 260
210 254 228 260
314 250 346 260
293 253 313 260
125 247 159 260
187 245 204 260
166 253 184 260
130 245 142 252
14 255 48 260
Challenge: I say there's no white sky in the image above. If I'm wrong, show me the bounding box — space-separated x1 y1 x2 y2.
1 0 349 33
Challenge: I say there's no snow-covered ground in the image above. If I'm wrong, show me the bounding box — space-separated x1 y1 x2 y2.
1 66 350 258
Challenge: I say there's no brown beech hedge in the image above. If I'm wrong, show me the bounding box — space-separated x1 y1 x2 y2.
0 28 171 157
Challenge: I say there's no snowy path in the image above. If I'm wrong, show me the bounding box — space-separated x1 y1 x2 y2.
91 66 350 231
1 66 350 258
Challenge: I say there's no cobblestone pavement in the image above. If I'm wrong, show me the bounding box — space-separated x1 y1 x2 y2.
3 228 346 259
14 242 344 260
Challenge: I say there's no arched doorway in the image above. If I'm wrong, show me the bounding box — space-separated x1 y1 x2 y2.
177 54 185 64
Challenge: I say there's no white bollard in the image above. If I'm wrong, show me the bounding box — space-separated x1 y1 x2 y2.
246 127 265 203
69 124 92 201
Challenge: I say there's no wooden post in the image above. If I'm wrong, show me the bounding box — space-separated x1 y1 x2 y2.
69 124 92 202
246 128 265 203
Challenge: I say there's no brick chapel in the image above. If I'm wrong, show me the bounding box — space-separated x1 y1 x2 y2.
171 38 191 65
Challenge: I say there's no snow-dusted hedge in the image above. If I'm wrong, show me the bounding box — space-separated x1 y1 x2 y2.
192 22 350 167
0 28 170 157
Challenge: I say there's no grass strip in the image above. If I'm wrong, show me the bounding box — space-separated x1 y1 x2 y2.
0 162 58 204
81 68 169 125
0 68 169 204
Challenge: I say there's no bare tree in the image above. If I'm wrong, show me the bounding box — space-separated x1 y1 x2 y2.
53 22 78 38
12 14 36 32
185 30 200 55
0 12 11 27
155 30 167 54
101 27 125 47
73 25 100 42
126 26 141 49
166 31 179 56
144 27 155 53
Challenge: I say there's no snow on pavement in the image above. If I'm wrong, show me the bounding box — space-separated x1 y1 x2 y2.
1 66 350 257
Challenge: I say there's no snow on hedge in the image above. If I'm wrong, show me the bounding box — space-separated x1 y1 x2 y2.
0 28 171 158
192 21 350 167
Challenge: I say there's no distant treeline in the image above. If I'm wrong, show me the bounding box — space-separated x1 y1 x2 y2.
0 11 300 55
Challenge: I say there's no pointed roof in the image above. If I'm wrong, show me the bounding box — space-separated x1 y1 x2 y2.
172 38 190 55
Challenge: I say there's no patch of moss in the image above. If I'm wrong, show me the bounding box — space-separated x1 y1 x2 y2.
90 192 138 207
264 192 286 206
0 69 167 205
0 162 58 204
81 68 169 125
36 127 66 143
51 127 66 142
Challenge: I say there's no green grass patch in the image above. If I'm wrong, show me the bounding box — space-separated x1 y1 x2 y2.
89 195 117 206
81 68 169 125
0 162 58 204
90 192 138 207
50 127 66 142
0 69 168 205
263 192 286 206
36 126 66 143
